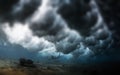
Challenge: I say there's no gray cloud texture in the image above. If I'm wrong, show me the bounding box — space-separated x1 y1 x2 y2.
0 0 113 63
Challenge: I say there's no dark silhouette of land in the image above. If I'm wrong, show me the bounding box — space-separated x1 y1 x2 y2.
0 58 120 75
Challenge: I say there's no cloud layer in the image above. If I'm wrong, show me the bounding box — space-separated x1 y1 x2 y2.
0 0 113 64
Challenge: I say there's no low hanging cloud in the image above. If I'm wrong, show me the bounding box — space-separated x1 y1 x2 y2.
0 0 41 23
0 0 113 63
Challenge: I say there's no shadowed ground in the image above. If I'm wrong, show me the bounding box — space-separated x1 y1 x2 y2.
0 59 120 75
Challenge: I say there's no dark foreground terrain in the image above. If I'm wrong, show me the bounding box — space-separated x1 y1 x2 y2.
0 59 120 75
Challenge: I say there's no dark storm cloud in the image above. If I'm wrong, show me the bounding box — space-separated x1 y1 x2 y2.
29 10 64 37
28 0 112 56
0 0 41 23
0 0 18 14
27 0 84 55
96 0 120 48
0 0 114 63
56 30 82 54
58 0 98 35
0 0 18 22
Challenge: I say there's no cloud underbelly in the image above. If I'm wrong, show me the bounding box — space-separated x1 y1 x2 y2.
0 0 113 63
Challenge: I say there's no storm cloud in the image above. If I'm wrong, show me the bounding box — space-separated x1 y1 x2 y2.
0 0 113 63
0 0 40 23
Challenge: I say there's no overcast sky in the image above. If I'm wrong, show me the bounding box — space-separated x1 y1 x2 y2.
0 0 113 64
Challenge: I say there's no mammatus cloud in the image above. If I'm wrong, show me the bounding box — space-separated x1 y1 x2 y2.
0 0 40 23
0 0 113 63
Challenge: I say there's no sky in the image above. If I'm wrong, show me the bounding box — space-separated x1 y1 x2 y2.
0 0 114 64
